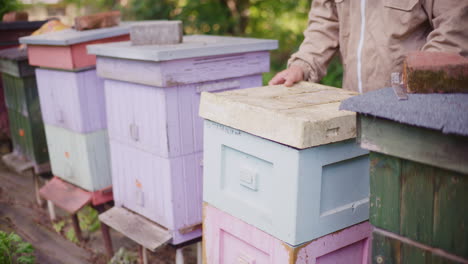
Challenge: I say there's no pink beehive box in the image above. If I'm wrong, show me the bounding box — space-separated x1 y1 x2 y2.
19 24 132 70
89 34 278 247
203 203 372 264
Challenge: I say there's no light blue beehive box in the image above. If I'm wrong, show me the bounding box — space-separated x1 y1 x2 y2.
44 124 111 192
200 82 370 246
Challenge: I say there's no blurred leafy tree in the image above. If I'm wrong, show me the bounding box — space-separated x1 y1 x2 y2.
59 0 343 87
0 0 23 20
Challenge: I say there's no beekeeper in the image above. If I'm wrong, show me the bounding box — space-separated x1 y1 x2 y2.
269 0 468 93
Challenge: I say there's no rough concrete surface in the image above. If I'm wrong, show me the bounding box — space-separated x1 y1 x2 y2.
199 81 358 149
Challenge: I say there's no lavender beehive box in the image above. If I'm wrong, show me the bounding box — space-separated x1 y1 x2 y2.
88 34 278 245
200 82 370 246
35 68 106 133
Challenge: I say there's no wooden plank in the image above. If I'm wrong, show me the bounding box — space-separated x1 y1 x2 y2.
369 152 401 233
359 115 468 174
99 207 172 252
400 159 435 246
433 166 468 258
2 152 34 173
91 186 113 206
39 177 92 214
6 107 49 165
372 228 468 264
178 223 202 235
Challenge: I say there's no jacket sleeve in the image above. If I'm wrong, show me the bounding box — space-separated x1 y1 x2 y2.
421 1 468 56
288 0 340 82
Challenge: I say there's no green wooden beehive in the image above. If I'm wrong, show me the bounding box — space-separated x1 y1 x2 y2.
341 88 468 262
0 48 49 166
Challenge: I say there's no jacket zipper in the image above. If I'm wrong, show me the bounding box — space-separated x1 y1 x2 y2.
357 0 366 94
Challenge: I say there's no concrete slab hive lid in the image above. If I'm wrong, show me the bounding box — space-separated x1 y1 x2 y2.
86 34 278 62
199 81 358 149
19 21 139 46
340 87 468 136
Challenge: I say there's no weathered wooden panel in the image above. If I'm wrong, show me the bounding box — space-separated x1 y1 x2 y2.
372 228 468 264
0 76 9 137
110 140 202 245
369 153 401 234
370 153 468 258
203 120 369 246
2 74 40 115
359 115 468 174
96 51 269 87
25 35 129 70
7 110 49 165
0 58 35 77
44 125 111 192
105 75 262 158
36 68 106 133
203 203 372 264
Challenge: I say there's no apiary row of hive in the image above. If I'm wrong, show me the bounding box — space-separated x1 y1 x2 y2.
10 18 466 264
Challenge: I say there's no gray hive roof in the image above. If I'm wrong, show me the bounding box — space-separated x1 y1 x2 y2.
0 47 28 61
340 87 468 136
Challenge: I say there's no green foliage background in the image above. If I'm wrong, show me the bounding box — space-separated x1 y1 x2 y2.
0 0 24 19
0 231 35 264
62 0 343 87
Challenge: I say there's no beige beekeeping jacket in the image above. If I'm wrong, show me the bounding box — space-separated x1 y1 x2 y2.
288 0 468 93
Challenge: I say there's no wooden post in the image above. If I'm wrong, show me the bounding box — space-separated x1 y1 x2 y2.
95 205 114 258
71 213 83 242
197 242 202 264
32 170 44 207
47 200 56 221
176 247 184 264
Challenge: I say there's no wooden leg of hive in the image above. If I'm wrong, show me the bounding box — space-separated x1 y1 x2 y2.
101 222 113 258
71 213 83 242
197 242 202 264
95 205 114 258
47 200 56 221
176 247 184 264
32 170 44 207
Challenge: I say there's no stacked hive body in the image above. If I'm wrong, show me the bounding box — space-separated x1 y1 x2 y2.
88 35 278 247
0 20 47 142
0 48 49 172
341 88 468 263
19 25 131 201
199 82 373 263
